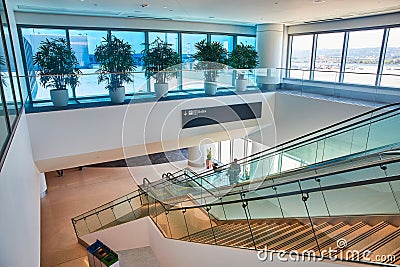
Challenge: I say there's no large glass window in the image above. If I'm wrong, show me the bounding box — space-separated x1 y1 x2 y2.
381 27 400 88
211 34 233 52
344 29 384 85
69 30 108 97
21 28 67 100
0 35 16 124
0 94 9 155
1 8 21 109
220 140 231 164
111 31 146 93
314 32 344 82
181 33 207 90
148 32 179 92
237 36 256 48
289 34 313 79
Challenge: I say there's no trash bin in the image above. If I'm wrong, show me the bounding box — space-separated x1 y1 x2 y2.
101 251 119 267
94 244 111 267
87 240 104 267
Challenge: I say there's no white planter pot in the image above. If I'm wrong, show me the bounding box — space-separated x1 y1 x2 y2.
109 86 125 104
50 89 69 107
236 79 247 92
155 83 169 98
204 81 217 95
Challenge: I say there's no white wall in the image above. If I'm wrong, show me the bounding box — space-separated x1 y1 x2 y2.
0 114 41 267
83 216 347 267
27 93 275 172
273 94 373 145
14 12 255 35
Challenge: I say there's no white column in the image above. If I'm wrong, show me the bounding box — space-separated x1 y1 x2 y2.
40 172 47 198
256 23 284 89
187 146 206 168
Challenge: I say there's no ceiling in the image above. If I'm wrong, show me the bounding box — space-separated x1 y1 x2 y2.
10 0 400 26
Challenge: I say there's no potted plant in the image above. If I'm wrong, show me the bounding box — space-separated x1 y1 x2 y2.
94 35 136 103
141 37 181 98
33 38 81 106
193 40 227 95
206 148 213 169
229 43 258 92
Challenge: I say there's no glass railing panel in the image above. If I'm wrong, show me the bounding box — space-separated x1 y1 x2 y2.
74 218 90 237
162 208 188 239
220 202 255 248
348 124 370 154
152 204 172 238
322 182 400 216
298 179 330 217
184 207 216 243
84 214 102 233
97 208 116 228
246 196 284 219
321 129 356 161
112 200 135 224
367 111 400 151
318 165 386 187
274 183 307 218
181 69 204 90
385 161 400 177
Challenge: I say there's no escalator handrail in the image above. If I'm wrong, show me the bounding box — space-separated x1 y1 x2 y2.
184 102 400 180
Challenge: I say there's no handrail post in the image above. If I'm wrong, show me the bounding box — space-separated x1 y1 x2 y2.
182 209 191 241
205 206 217 245
298 181 321 255
240 193 257 249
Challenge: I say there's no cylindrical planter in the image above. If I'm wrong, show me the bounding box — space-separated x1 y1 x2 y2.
109 86 125 104
50 89 69 107
236 79 247 92
155 83 169 98
204 81 217 95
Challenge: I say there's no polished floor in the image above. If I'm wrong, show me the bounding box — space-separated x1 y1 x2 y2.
41 160 197 267
41 167 138 267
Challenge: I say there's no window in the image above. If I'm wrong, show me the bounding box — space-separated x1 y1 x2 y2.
1 9 22 109
314 32 344 82
111 31 146 93
220 140 231 164
237 36 256 48
148 32 179 92
381 27 400 88
211 34 233 52
289 34 313 79
21 28 67 100
344 29 384 85
69 29 108 97
181 33 207 90
232 139 245 160
0 35 17 125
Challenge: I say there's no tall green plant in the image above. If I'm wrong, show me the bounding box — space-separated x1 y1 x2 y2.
229 43 258 79
193 39 227 82
141 37 181 84
33 38 81 90
94 35 136 91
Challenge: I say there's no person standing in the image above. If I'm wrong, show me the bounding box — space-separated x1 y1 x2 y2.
228 158 241 185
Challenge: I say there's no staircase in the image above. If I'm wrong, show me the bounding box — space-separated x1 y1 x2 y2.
179 217 400 265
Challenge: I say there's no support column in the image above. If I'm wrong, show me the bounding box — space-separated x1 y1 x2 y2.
256 23 284 90
187 145 206 168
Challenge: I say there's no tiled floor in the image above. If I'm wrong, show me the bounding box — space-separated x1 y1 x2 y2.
41 167 138 267
40 160 197 267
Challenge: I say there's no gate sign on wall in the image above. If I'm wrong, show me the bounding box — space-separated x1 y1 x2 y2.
182 102 262 129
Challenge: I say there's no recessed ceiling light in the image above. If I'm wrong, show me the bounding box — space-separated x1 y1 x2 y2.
163 6 168 9
80 0 84 2
169 9 173 11
141 3 150 7
208 16 215 18
313 0 325 3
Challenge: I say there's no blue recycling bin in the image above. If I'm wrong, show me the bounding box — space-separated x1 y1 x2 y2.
87 240 104 267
